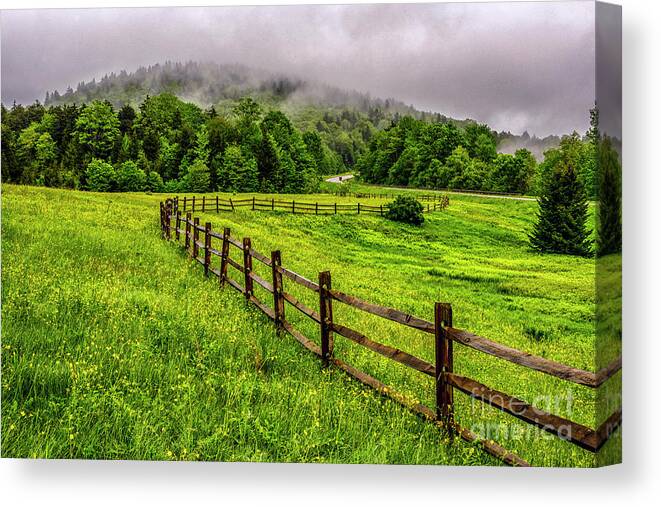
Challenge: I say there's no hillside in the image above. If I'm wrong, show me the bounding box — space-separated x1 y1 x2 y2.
43 61 560 159
45 61 442 121
1 183 620 466
1 184 500 465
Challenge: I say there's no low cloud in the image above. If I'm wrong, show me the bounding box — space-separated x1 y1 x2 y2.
1 2 597 136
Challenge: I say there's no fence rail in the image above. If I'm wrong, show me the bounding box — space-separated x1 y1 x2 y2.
173 194 450 216
160 197 622 467
322 187 525 199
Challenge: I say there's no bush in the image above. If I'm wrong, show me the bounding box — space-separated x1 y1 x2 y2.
116 161 146 191
162 179 181 193
146 171 164 192
85 158 116 192
384 196 424 225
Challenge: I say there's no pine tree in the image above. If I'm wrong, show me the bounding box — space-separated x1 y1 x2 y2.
529 160 592 256
596 137 622 256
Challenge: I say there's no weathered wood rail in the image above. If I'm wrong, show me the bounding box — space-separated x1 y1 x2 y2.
174 194 449 216
160 197 622 467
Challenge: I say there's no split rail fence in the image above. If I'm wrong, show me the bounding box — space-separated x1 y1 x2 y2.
159 197 622 467
325 191 455 202
325 187 524 199
176 194 449 216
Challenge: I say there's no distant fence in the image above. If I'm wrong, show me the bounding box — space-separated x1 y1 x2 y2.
322 191 455 201
322 187 525 199
159 198 622 467
176 194 449 216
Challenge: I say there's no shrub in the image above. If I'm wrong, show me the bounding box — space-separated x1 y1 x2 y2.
85 159 116 192
146 171 164 193
116 161 146 191
384 196 424 225
162 179 181 193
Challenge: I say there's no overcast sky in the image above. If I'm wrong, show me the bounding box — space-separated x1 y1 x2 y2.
1 2 596 136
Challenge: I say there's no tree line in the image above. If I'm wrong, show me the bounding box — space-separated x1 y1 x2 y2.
352 107 620 258
355 115 598 198
1 94 332 193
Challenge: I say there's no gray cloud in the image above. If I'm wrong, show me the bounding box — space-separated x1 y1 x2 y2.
1 2 596 136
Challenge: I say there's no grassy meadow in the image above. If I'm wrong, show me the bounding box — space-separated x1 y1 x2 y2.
1 184 621 466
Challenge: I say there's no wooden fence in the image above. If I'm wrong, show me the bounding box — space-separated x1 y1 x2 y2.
175 194 449 216
323 191 454 202
159 198 622 467
323 186 525 199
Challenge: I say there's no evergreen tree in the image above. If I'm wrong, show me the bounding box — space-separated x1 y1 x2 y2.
118 104 136 135
193 124 210 163
596 137 622 256
302 130 326 173
146 171 164 192
1 122 19 182
529 160 592 256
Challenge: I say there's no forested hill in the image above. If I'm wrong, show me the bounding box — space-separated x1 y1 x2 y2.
3 61 582 197
44 61 439 121
42 61 558 160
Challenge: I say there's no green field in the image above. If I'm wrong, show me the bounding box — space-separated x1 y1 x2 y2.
1 184 621 466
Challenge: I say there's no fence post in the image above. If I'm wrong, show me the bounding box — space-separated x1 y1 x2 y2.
160 202 164 237
315 202 318 215
380 205 383 216
319 271 334 365
166 201 172 239
204 222 211 277
230 198 235 212
185 212 192 251
334 202 337 214
357 202 360 214
202 195 206 212
220 227 230 286
183 196 187 212
192 217 200 260
192 196 196 212
292 200 295 214
175 211 181 241
272 198 275 211
271 250 285 329
243 237 253 301
252 196 255 211
216 196 219 213
435 302 454 432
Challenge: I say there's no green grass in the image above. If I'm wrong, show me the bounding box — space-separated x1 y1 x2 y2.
1 184 621 466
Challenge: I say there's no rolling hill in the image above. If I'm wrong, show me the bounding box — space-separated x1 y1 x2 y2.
43 60 561 160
